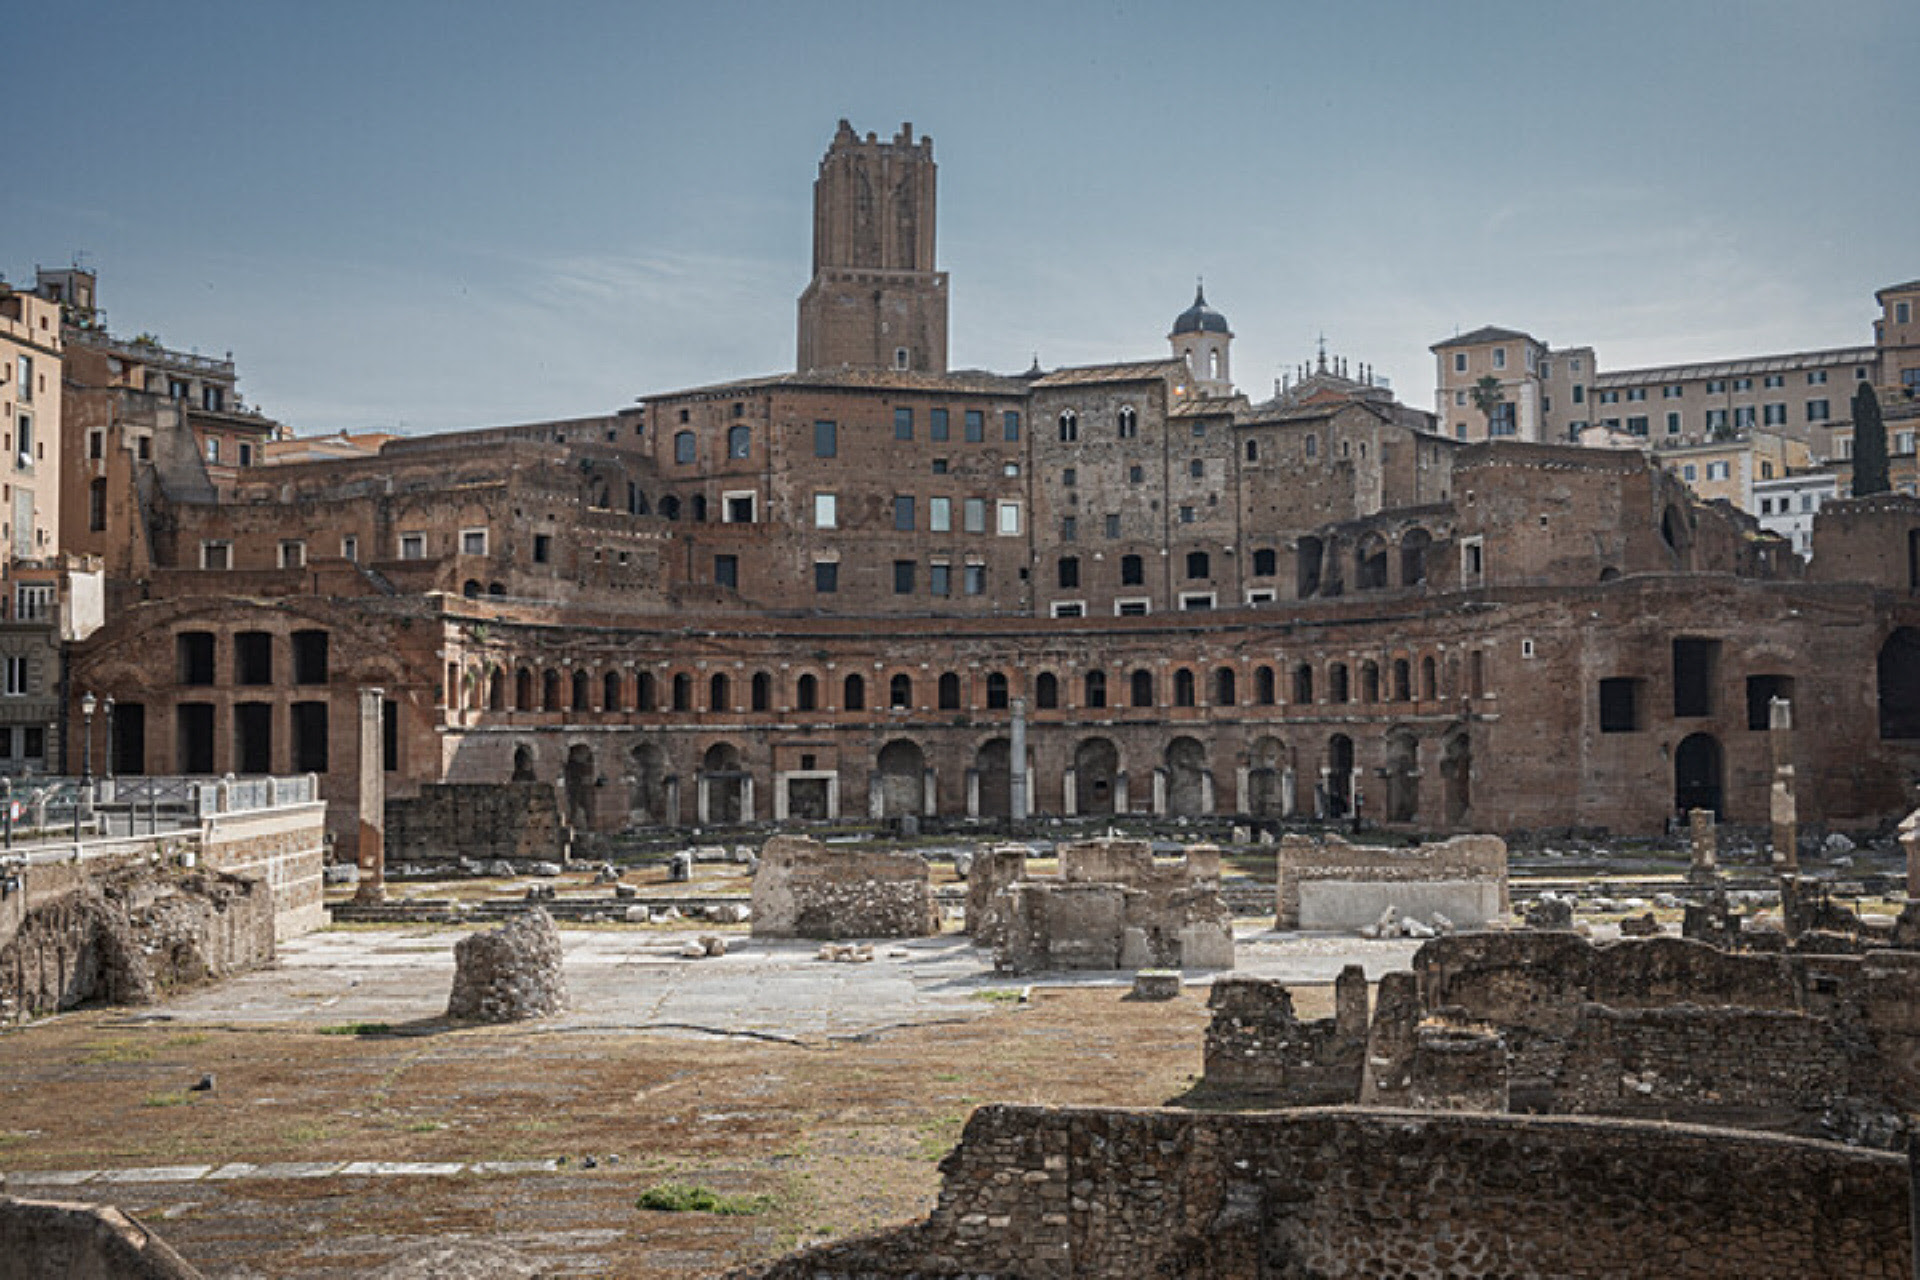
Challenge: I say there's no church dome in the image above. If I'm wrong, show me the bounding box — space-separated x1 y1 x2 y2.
1172 284 1229 335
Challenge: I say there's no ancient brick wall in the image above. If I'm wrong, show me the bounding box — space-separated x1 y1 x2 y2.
0 1196 206 1279
988 842 1234 974
749 836 937 940
737 1106 1910 1279
1201 971 1366 1104
385 782 568 866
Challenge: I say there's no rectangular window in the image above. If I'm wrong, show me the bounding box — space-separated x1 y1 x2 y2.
1572 384 1585 404
1682 464 1697 481
205 437 220 463
238 441 252 466
15 416 32 467
1666 412 1681 435
1492 348 1506 369
1673 637 1719 718
893 495 915 530
1733 378 1752 392
279 540 306 569
1706 379 1726 394
1179 505 1195 524
1627 388 1647 402
963 564 986 595
1897 431 1917 456
1808 370 1827 385
964 410 984 443
929 496 951 532
1706 461 1729 480
893 560 915 594
1116 599 1150 616
1664 385 1684 399
460 528 488 556
931 458 948 475
400 533 426 560
1179 592 1215 611
3 656 26 696
13 585 52 622
1061 515 1076 541
201 540 231 570
1764 374 1784 389
1051 602 1084 618
14 356 28 402
1899 302 1912 324
997 500 1021 536
724 493 755 523
1105 514 1121 539
1807 399 1829 422
1454 390 1466 407
963 497 986 533
814 420 837 457
1734 406 1755 430
929 562 950 596
930 408 949 442
894 407 913 440
1763 403 1786 426
1003 410 1020 442
1706 408 1728 432
1453 352 1467 373
341 535 358 562
814 493 837 528
1062 467 1076 487
88 430 103 460
715 554 738 589
1627 415 1649 436
813 560 838 593
1599 677 1642 732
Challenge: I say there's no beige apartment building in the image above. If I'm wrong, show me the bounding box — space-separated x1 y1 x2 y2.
1654 430 1811 512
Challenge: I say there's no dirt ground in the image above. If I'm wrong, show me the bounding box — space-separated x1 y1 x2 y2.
1 977 1328 1276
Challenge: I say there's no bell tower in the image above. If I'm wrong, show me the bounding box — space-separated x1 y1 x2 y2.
796 121 949 374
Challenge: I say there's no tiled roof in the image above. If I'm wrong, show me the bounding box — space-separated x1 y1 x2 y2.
1595 347 1876 388
1876 280 1920 301
1430 326 1537 351
650 367 1031 399
1030 358 1190 388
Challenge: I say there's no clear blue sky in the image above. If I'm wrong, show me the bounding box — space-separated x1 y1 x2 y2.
7 0 1913 435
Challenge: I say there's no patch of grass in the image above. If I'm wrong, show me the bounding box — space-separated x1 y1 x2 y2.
283 1122 330 1145
141 1091 191 1108
403 1119 446 1133
82 1039 155 1064
165 1033 209 1049
636 1181 773 1215
316 1023 393 1037
912 1110 970 1160
969 988 1025 1005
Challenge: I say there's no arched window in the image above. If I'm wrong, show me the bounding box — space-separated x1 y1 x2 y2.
844 673 865 711
1330 663 1350 704
1186 551 1211 579
1293 663 1314 704
1392 658 1412 702
1252 547 1277 576
463 580 482 598
1118 405 1137 439
1305 433 1318 459
1121 554 1145 586
1035 672 1059 709
728 425 750 459
709 672 730 712
637 672 657 712
659 495 682 520
1085 670 1108 708
1173 669 1196 707
674 431 695 464
1360 661 1380 703
543 669 562 711
1213 666 1237 706
515 667 534 710
890 673 913 708
672 673 691 712
603 671 623 712
1254 665 1276 705
488 668 506 711
1058 410 1078 442
1130 669 1154 707
691 494 708 522
572 670 592 712
1421 655 1438 701
938 672 962 710
797 674 819 711
1209 348 1221 379
1245 439 1259 463
985 672 1009 710
751 672 771 712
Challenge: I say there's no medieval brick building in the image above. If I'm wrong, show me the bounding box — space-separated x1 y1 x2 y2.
57 122 1920 850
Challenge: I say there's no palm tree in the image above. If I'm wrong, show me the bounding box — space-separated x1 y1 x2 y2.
1470 375 1506 436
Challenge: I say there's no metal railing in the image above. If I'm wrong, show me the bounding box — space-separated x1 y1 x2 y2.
0 773 318 850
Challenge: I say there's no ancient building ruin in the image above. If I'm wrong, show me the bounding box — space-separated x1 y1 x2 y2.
1273 831 1508 929
749 835 937 940
972 838 1234 973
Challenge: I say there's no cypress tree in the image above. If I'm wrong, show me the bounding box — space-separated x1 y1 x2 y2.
1852 382 1889 496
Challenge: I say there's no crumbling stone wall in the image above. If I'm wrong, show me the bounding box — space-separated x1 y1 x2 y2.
750 836 936 940
1202 969 1367 1104
734 1106 1910 1279
0 863 274 1022
0 1196 205 1279
988 841 1233 974
1275 832 1508 929
962 842 1027 948
385 782 568 866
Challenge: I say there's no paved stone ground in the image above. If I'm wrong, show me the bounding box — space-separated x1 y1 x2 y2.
149 925 1422 1039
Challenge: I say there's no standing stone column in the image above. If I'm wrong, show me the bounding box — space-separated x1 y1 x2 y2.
1152 768 1168 816
1688 808 1718 884
1281 766 1296 818
1061 767 1078 817
1009 697 1028 823
1235 765 1250 817
825 772 839 820
740 774 755 823
1900 807 1920 901
1114 770 1130 815
772 772 790 822
1769 696 1798 874
922 767 937 817
354 688 386 905
1200 769 1216 816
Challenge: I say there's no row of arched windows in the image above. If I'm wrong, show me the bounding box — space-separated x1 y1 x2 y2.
1056 405 1138 443
448 652 1453 718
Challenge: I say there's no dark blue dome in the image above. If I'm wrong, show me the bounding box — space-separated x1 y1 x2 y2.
1172 284 1229 335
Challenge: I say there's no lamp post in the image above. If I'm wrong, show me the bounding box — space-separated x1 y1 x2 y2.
79 691 95 787
102 696 115 784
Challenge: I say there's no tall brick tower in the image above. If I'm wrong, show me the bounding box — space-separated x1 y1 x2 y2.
796 120 949 375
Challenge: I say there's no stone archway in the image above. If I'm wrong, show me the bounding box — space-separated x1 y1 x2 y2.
702 742 746 824
1074 737 1119 816
1385 728 1420 824
564 743 596 827
1441 729 1471 827
1878 627 1920 739
975 738 1012 819
1247 735 1289 818
1166 736 1207 816
876 738 925 818
511 744 536 782
629 741 671 825
1325 734 1354 818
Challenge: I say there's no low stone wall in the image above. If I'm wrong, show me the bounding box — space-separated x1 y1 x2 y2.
734 1107 1910 1279
985 840 1234 974
199 803 328 943
0 1196 204 1279
385 782 567 867
1202 970 1366 1104
1275 833 1508 929
750 836 937 940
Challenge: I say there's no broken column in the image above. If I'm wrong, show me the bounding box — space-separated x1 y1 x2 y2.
1359 969 1420 1104
1769 696 1798 875
1687 808 1717 886
354 688 386 905
1008 697 1028 824
447 908 569 1022
1900 805 1920 901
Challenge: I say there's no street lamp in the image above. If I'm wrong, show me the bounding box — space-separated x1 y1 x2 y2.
102 696 115 784
79 691 95 787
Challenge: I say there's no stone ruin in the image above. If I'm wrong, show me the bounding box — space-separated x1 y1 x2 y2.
749 835 937 940
0 1194 207 1279
1197 929 1920 1148
732 1105 1910 1279
1273 832 1508 931
446 907 569 1022
968 838 1234 974
384 781 570 867
1 862 274 1023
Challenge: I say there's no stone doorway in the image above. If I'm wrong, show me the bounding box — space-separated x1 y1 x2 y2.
1674 732 1723 819
1074 737 1119 816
